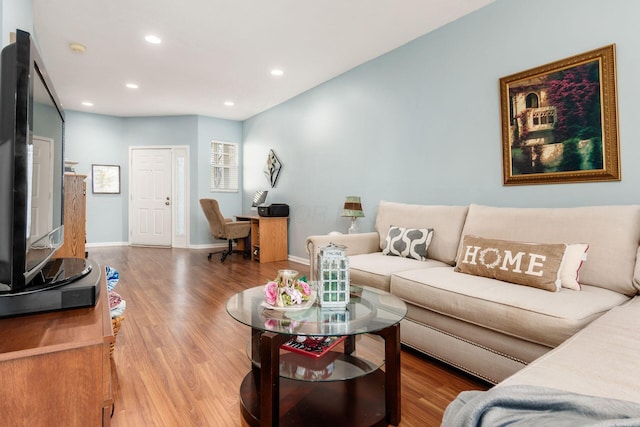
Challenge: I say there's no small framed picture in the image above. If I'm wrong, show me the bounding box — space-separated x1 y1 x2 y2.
92 164 121 194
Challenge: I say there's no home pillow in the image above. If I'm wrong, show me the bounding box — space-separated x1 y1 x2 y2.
382 226 434 261
454 235 566 292
560 243 589 290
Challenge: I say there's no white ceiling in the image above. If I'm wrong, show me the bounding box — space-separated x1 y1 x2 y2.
33 0 494 121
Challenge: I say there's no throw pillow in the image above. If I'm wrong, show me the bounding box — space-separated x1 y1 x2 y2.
382 226 434 261
560 243 589 290
454 235 566 292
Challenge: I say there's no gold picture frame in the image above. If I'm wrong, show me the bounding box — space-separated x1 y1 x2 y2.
499 44 620 185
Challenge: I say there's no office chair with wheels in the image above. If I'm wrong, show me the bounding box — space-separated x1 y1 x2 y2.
199 198 251 262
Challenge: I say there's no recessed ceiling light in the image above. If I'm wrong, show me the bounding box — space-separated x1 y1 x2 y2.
69 42 86 53
81 101 93 107
270 69 284 77
224 101 235 107
126 83 139 89
144 35 162 44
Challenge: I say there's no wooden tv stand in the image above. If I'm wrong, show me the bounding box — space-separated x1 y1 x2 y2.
0 265 114 426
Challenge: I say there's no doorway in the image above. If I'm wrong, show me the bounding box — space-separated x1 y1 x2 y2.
129 147 189 247
31 136 54 240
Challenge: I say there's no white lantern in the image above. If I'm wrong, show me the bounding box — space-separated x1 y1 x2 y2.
317 242 350 308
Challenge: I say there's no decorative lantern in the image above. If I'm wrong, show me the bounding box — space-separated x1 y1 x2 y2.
317 242 350 308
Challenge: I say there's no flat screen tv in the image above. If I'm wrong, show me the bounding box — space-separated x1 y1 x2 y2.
0 29 88 295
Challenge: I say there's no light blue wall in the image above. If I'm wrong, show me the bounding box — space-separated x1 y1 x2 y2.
64 111 243 246
196 116 244 243
65 111 126 244
1 0 33 47
243 0 640 259
25 0 640 257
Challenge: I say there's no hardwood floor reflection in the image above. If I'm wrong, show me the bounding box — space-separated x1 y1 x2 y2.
91 246 488 427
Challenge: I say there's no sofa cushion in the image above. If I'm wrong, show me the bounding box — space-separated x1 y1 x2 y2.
455 235 566 292
459 204 640 296
348 252 449 292
382 226 434 261
375 201 468 266
391 267 629 347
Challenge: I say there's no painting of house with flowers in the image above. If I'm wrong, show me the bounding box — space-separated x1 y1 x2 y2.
500 45 620 185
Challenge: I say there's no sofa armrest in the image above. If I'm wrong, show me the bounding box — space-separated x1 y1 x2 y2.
305 232 381 281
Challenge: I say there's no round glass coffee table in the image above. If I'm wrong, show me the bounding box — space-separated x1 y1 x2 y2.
226 284 407 427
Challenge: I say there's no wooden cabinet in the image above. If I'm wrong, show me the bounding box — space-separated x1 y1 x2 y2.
56 174 87 258
236 215 288 263
0 267 113 426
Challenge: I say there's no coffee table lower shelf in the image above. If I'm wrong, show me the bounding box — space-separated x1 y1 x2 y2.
239 369 389 427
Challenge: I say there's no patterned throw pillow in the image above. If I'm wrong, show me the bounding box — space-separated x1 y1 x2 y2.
454 235 566 292
382 226 434 261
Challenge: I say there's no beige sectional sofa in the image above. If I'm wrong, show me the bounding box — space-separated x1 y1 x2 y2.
306 201 640 384
441 297 640 425
498 295 640 403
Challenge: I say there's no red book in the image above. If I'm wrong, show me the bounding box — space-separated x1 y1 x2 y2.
281 336 346 358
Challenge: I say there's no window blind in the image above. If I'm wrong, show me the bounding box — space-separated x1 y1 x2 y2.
210 141 238 192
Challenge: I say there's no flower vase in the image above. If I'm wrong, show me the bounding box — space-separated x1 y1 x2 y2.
277 269 298 287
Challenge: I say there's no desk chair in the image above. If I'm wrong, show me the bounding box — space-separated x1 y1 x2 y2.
199 198 251 262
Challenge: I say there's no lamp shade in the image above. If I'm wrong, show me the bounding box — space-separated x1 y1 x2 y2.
341 196 365 218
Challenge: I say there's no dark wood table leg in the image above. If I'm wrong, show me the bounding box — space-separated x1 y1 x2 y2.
373 323 401 425
259 331 288 427
251 328 261 367
344 335 356 355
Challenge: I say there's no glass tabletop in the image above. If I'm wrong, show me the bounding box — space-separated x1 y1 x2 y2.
226 283 407 337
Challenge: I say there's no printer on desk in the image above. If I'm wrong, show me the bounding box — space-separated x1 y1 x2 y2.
257 203 289 217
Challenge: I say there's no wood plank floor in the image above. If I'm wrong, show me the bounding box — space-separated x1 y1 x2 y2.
91 246 488 426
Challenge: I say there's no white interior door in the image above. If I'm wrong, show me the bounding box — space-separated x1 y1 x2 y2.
31 136 54 240
130 148 172 246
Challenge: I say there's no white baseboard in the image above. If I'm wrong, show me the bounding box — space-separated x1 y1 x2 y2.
288 255 309 265
85 242 309 266
189 243 229 250
86 242 128 248
87 242 235 249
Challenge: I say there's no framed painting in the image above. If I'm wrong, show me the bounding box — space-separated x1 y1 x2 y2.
92 164 121 194
499 44 620 185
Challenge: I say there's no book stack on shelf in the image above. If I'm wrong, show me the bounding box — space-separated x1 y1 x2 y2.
280 336 346 381
281 336 345 358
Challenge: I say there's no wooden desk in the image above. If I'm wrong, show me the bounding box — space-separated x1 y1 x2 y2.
236 215 288 263
0 265 113 426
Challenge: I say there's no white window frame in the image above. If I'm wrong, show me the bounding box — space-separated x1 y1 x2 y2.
210 141 239 192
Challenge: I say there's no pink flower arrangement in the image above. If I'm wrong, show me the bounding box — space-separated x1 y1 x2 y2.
264 270 312 307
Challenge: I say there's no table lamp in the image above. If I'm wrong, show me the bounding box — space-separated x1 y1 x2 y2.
341 196 365 234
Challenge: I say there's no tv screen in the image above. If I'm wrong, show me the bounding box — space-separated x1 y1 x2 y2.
26 58 65 273
0 29 65 292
